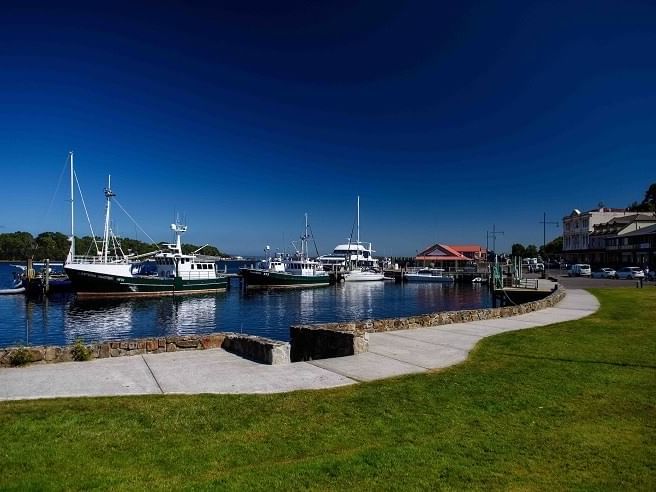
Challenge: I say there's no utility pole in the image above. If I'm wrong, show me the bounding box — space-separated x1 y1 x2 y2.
539 212 559 275
539 212 559 257
487 224 504 262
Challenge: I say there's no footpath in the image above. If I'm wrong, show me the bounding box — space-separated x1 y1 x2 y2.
0 289 599 401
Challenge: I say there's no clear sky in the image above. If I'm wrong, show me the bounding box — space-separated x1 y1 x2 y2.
1 1 655 256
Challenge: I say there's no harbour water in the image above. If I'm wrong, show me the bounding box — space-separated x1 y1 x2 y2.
0 262 493 348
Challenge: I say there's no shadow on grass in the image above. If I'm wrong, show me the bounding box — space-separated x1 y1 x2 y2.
488 351 656 369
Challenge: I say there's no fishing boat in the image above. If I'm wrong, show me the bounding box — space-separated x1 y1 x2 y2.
320 196 384 282
404 268 455 283
240 214 330 288
62 153 227 297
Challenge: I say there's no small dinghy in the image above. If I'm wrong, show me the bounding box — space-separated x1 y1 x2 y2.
0 282 26 295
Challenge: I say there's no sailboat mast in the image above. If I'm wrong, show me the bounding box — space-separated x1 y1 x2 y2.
69 151 75 259
357 195 360 245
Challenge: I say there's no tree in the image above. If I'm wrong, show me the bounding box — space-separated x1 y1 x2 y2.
538 236 563 258
627 183 656 212
525 244 538 257
511 243 526 257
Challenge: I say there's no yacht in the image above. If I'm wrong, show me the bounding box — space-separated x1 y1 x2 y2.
318 196 384 282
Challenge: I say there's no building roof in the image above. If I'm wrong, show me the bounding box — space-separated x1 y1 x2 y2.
449 244 485 253
620 223 656 238
416 243 469 261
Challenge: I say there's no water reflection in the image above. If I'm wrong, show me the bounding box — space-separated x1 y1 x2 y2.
0 262 492 348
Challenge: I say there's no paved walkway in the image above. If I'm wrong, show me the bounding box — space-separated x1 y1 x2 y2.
0 289 599 401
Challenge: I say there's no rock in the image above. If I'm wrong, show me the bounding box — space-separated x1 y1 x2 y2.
200 335 224 349
98 344 110 358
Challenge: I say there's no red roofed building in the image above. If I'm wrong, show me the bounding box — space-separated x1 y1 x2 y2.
449 245 487 262
415 244 486 268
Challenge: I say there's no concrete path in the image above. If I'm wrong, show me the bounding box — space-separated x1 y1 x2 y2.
0 289 599 401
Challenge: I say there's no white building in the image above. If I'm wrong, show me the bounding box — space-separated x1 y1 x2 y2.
562 207 628 253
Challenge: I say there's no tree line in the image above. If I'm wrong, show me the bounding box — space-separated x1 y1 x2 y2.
511 237 563 259
0 231 227 261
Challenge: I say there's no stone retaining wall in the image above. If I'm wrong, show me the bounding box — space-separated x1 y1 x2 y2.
290 287 566 362
0 333 290 367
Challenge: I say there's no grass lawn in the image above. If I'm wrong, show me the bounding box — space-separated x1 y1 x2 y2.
1 288 654 490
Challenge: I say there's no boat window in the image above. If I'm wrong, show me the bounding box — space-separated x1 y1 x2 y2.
191 264 194 269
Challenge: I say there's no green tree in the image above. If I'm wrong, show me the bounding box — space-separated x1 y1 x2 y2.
0 232 35 260
511 243 526 257
525 244 538 257
627 183 656 212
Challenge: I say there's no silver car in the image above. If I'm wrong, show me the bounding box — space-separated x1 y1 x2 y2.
591 268 616 279
616 267 645 280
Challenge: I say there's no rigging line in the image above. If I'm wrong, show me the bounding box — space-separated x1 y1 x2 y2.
113 198 159 248
73 170 100 254
308 224 320 258
43 155 69 224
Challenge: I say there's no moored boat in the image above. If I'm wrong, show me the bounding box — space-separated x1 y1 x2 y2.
319 196 384 282
404 268 455 283
240 214 330 289
63 153 227 297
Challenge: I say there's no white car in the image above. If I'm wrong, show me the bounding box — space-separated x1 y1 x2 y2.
616 267 645 280
591 268 616 279
568 264 591 277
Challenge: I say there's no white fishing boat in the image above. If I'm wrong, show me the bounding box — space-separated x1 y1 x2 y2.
62 152 228 297
404 268 455 283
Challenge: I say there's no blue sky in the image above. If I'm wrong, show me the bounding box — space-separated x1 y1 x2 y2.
1 1 655 256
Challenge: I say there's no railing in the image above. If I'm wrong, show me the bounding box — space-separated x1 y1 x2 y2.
69 255 132 264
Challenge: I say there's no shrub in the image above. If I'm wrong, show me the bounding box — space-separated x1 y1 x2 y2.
9 347 32 367
71 340 92 362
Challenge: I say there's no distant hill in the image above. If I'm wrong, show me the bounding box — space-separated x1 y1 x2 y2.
0 231 227 261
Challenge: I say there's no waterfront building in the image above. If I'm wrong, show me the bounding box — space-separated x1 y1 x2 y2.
564 208 656 266
449 245 487 262
562 207 628 263
415 244 483 269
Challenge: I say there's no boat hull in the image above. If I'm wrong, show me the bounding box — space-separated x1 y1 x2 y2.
65 267 228 298
240 268 330 288
405 274 454 283
343 271 385 282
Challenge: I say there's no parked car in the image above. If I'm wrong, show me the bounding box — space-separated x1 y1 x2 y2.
568 264 591 277
591 268 616 279
616 267 645 280
647 270 655 281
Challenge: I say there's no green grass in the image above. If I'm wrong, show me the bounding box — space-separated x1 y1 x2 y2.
1 288 654 490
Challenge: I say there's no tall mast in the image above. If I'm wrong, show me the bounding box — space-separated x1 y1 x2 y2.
357 195 360 245
103 175 116 262
69 151 75 259
304 213 308 259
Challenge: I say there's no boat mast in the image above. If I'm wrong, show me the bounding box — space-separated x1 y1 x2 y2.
69 151 75 259
357 195 360 246
102 175 116 262
303 213 308 260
